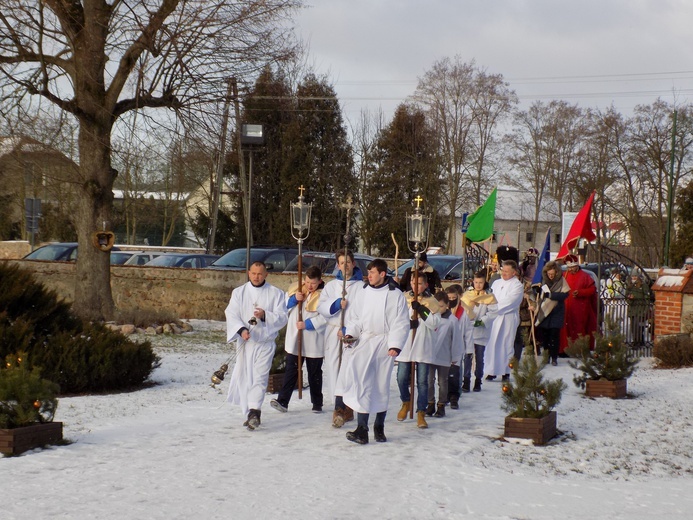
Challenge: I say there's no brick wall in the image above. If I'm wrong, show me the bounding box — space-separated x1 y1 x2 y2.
651 268 693 338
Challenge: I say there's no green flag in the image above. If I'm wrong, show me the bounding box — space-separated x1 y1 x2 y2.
465 188 497 242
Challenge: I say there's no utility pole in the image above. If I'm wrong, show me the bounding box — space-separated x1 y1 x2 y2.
231 78 251 257
208 78 234 254
664 109 677 266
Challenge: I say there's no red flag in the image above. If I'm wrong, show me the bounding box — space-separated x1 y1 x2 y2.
557 191 596 259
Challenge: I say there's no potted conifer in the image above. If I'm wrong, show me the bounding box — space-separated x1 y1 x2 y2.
501 346 567 445
566 330 638 399
0 352 62 456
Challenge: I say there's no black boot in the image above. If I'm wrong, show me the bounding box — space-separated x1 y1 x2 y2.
425 401 436 416
449 396 459 410
473 378 482 392
461 377 471 393
247 409 261 430
434 403 446 417
346 425 369 444
373 425 387 443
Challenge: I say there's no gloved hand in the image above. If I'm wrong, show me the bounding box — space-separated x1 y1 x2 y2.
410 319 419 330
411 300 421 311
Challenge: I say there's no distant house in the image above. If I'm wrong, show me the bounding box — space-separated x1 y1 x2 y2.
112 181 236 248
0 135 79 240
450 187 562 256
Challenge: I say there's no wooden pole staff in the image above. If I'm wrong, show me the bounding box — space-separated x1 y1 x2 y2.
409 249 420 420
391 233 399 282
338 195 355 370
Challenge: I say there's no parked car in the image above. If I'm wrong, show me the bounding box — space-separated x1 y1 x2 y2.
395 255 465 281
110 250 136 265
207 246 300 272
24 242 121 263
123 251 162 266
145 253 220 268
23 242 79 262
284 251 376 277
560 263 599 287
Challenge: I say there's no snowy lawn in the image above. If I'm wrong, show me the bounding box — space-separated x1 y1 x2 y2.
4 319 693 520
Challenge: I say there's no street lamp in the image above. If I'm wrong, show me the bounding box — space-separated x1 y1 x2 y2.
240 124 264 273
290 185 312 399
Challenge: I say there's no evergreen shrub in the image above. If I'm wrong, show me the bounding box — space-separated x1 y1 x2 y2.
501 346 567 419
653 333 693 368
566 330 638 388
0 262 158 394
0 352 59 428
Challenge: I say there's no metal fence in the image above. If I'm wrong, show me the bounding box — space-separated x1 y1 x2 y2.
587 243 655 357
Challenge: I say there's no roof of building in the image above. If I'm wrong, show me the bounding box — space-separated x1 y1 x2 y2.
494 187 560 223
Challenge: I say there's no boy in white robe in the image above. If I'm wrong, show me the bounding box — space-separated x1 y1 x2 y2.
426 291 459 418
463 273 498 392
317 249 364 427
484 260 524 382
395 272 441 429
225 262 288 430
339 259 409 444
271 265 327 414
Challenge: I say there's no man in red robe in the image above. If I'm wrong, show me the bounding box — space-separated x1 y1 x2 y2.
562 255 597 352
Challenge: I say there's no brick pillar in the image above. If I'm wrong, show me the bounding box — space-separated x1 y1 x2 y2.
651 268 693 340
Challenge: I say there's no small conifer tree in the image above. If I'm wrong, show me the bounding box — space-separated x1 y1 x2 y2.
501 346 567 419
0 352 59 429
566 330 638 389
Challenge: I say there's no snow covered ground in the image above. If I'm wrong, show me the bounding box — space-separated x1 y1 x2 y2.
4 319 693 520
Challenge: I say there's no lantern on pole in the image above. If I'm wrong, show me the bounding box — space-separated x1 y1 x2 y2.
404 195 430 419
290 186 312 398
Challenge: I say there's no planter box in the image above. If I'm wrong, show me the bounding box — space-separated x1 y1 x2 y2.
0 422 63 456
585 379 627 399
265 373 300 394
504 411 557 445
266 373 285 394
585 379 628 399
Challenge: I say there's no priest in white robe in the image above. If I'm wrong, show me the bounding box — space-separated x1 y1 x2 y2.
225 261 288 430
484 260 524 380
338 259 409 444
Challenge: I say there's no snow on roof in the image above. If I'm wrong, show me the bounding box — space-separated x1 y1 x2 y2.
495 187 560 222
0 135 64 159
655 274 686 287
0 136 20 157
112 189 190 201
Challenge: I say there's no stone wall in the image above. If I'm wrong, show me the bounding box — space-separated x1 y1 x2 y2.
0 241 31 260
4 259 305 321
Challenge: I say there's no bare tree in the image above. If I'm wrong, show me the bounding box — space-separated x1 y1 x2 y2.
505 100 586 241
608 100 693 264
413 57 516 251
0 0 302 319
349 107 384 254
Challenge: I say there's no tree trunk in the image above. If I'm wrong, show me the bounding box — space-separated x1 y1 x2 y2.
72 121 116 321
